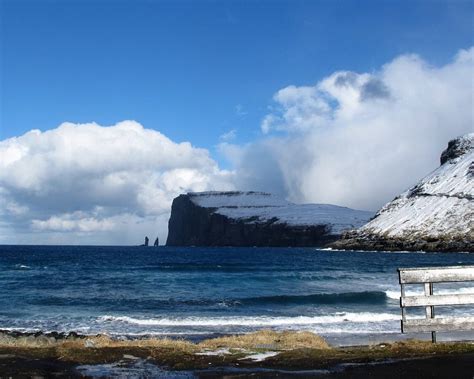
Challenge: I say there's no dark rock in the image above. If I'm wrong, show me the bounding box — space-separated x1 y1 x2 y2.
140 236 149 247
332 231 473 253
440 134 473 165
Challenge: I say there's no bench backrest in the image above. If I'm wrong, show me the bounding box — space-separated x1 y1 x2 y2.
398 265 474 342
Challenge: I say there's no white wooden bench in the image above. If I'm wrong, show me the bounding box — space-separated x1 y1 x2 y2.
398 265 474 342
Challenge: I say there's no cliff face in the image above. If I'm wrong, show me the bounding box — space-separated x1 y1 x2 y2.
166 192 373 247
333 134 474 252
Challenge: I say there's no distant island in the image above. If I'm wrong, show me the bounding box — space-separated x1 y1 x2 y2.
166 191 373 247
166 134 473 252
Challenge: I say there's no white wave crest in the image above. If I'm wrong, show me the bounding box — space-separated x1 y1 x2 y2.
15 264 31 269
98 312 400 327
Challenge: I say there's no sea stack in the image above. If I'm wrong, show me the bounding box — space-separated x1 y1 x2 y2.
332 133 474 252
166 191 373 247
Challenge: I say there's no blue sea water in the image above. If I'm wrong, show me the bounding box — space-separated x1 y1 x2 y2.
0 246 473 345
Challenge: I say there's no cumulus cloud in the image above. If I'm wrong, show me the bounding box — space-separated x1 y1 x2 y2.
223 47 474 211
0 121 234 244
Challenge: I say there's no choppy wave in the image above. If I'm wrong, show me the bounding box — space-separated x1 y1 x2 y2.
98 312 401 327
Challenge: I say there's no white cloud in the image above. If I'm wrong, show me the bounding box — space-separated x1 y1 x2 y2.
0 121 234 244
32 211 116 232
226 47 474 211
219 129 237 142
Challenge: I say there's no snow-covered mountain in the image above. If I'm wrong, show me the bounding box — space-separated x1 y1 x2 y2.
334 134 474 252
166 191 373 247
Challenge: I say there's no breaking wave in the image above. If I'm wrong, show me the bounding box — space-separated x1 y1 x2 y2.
98 312 400 327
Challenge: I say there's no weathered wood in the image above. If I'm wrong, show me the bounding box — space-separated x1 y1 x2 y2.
398 265 474 341
424 283 433 317
398 266 474 284
402 317 474 333
401 293 474 307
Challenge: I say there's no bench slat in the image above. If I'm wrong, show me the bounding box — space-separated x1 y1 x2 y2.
398 266 474 284
402 317 474 333
401 293 474 307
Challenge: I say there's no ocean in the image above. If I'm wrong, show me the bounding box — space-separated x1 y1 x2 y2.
1 245 473 346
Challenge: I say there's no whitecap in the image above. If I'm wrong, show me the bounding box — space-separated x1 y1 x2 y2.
97 312 401 327
14 264 31 269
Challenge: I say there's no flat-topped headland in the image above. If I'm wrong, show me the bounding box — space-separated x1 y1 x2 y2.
166 191 373 247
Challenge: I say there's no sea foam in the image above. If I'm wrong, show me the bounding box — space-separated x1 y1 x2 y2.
98 312 401 327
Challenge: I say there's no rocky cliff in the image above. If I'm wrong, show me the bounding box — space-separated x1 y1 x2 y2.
166 192 373 247
332 134 474 252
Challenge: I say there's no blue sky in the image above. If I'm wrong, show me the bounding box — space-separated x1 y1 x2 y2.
0 0 473 244
1 0 472 156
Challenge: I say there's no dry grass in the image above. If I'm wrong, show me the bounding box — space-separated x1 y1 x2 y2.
59 335 197 353
0 334 58 347
372 339 474 354
199 330 330 350
0 330 329 352
0 332 196 352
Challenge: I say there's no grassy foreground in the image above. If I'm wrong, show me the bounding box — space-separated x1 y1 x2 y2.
0 329 473 372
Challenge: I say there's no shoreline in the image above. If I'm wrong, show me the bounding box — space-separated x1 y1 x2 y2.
1 329 473 378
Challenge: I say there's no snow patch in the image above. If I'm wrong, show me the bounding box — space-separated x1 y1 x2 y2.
239 351 280 361
196 348 232 356
188 191 373 234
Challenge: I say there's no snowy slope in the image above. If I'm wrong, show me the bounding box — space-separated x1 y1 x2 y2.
188 191 373 235
335 133 473 251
